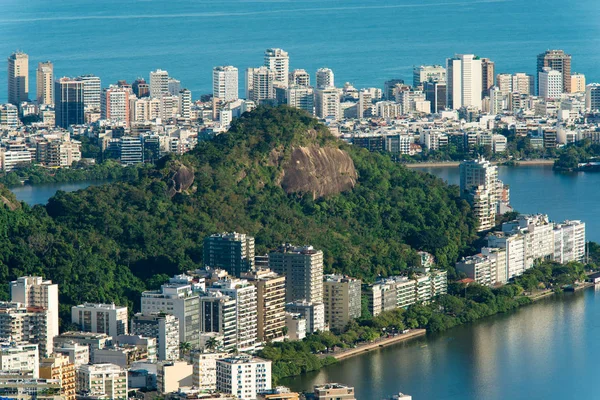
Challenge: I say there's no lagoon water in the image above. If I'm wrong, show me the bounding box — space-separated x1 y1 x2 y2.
10 181 104 205
2 0 600 102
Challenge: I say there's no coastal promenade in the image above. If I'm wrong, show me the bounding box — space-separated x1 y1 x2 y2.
404 159 555 168
321 329 426 361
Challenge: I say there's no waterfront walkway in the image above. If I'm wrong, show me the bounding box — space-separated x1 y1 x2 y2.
322 329 426 361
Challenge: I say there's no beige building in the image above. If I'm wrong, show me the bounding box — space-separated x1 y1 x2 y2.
37 61 54 105
242 269 286 342
39 354 76 400
0 343 39 378
8 51 29 105
76 363 128 400
269 245 323 304
322 275 361 332
313 383 356 400
571 73 586 93
257 387 300 400
192 352 228 391
0 302 52 357
157 361 193 394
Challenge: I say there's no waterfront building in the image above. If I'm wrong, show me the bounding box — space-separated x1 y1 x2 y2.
554 220 586 263
264 48 289 88
456 254 494 286
538 67 563 99
213 66 239 102
10 276 59 344
258 386 300 400
488 232 527 280
216 355 271 400
313 383 356 400
76 363 128 400
36 61 53 105
71 303 128 337
8 51 28 105
322 275 361 332
55 78 85 128
241 269 286 342
481 58 495 98
0 302 51 357
141 281 200 345
53 341 89 367
150 69 170 98
289 69 310 87
314 87 340 120
285 301 325 333
537 49 571 93
481 247 508 284
101 85 131 127
285 312 306 341
269 244 324 304
0 343 39 378
199 291 237 352
207 279 258 351
39 354 76 400
413 65 446 88
191 351 228 391
287 84 314 114
203 232 255 277
131 313 180 361
246 67 275 103
447 54 483 110
571 73 586 93
316 68 335 89
585 83 600 111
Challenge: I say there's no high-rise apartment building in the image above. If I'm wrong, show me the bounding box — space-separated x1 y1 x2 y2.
130 313 180 361
203 232 255 277
316 68 335 89
384 79 405 100
55 78 85 128
39 354 76 400
585 83 600 111
192 351 228 391
216 355 271 400
481 58 495 98
496 73 534 95
314 87 340 120
264 48 289 88
537 49 571 93
269 244 324 304
8 51 29 105
241 269 286 342
150 69 170 98
76 363 128 400
213 66 239 102
0 343 39 378
289 69 310 87
53 341 90 367
285 301 325 333
447 54 483 110
199 291 237 352
36 61 54 105
246 67 275 103
101 85 131 127
0 302 52 357
413 65 446 88
10 276 59 343
168 77 181 96
538 67 563 99
554 220 586 263
179 88 192 119
71 303 128 337
423 80 447 113
287 85 314 114
141 281 200 345
76 75 101 110
571 73 586 93
208 279 258 351
323 275 361 332
132 78 150 98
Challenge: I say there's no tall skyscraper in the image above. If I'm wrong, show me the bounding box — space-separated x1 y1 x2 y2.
537 49 571 93
150 69 169 98
203 232 255 277
481 58 495 98
76 75 101 110
10 276 59 342
264 48 289 88
314 87 340 120
246 67 275 103
446 54 483 110
316 68 335 89
101 85 131 127
36 61 54 105
538 67 563 99
8 51 29 105
212 66 239 102
268 244 323 304
55 77 85 128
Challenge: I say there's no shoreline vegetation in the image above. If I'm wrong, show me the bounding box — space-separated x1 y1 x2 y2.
404 159 556 168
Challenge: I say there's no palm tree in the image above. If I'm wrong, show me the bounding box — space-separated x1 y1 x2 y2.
179 341 192 359
205 337 220 352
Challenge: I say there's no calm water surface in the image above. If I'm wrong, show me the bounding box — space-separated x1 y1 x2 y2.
10 181 105 205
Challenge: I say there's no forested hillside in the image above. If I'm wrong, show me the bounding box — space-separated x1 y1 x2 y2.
0 106 477 324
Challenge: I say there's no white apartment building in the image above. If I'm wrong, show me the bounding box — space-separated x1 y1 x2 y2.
140 281 200 345
192 352 228 391
488 232 527 280
0 343 39 378
150 69 170 99
289 69 310 87
133 97 161 122
456 254 494 286
264 48 289 88
216 355 271 400
77 75 101 110
199 292 237 352
539 67 563 99
554 220 586 263
246 67 275 103
101 85 131 127
269 244 324 304
413 65 446 87
178 88 192 119
287 85 314 115
76 363 128 400
54 341 90 367
285 312 306 341
131 313 180 361
10 276 59 343
1 143 32 171
0 103 19 129
285 301 325 333
316 68 335 89
0 302 51 357
213 66 239 102
482 247 508 284
323 275 361 332
207 279 258 351
447 54 483 110
71 303 128 337
585 83 600 111
315 87 340 120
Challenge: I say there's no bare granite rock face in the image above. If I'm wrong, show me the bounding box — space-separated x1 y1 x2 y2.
280 145 357 199
167 163 195 197
0 195 19 211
